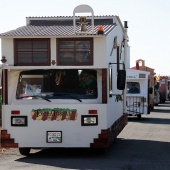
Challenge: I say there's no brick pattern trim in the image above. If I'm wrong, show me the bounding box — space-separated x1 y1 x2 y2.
1 130 18 148
90 113 128 148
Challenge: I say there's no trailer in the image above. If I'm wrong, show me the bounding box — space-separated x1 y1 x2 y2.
154 78 160 106
167 78 170 100
0 5 129 155
131 59 155 110
157 76 169 103
126 69 150 118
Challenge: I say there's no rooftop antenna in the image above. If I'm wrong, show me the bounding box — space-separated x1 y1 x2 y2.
73 4 94 34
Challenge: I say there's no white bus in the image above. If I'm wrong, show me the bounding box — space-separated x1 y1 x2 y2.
0 5 129 155
126 69 150 118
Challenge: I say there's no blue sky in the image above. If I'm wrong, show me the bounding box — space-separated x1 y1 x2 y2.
0 0 170 75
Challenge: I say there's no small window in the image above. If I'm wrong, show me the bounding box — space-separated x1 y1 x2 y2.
127 82 140 94
14 39 50 66
57 38 93 65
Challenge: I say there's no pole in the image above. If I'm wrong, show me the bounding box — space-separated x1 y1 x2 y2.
123 21 128 114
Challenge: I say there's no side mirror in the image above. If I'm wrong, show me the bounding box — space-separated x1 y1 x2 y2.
117 70 126 90
148 87 153 94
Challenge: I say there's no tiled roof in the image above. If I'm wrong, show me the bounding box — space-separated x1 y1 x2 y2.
0 25 116 37
0 16 117 37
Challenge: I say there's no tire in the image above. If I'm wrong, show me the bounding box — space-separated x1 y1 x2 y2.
19 148 31 156
137 114 141 119
151 105 154 110
148 107 151 114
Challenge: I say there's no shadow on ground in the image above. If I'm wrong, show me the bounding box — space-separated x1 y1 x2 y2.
15 138 170 170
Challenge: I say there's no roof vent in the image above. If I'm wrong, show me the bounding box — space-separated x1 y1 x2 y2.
73 4 94 34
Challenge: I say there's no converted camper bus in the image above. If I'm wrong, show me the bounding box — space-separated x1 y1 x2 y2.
0 5 129 155
126 69 150 118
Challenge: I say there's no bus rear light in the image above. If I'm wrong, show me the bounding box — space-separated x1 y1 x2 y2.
133 102 140 107
81 115 98 126
11 110 20 115
88 110 97 114
11 116 27 126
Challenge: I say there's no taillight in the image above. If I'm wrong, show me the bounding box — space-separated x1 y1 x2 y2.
11 110 20 115
88 110 97 114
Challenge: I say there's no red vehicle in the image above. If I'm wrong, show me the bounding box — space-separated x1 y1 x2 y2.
158 76 168 103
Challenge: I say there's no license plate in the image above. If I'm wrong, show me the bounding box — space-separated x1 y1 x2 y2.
47 131 62 143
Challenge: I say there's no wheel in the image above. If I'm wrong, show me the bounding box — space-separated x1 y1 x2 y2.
162 99 165 103
137 114 141 119
19 148 31 156
148 107 151 114
151 105 154 110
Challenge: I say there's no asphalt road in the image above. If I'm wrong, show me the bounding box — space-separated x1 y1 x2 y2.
0 102 170 170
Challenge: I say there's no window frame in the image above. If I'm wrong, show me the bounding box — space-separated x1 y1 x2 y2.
14 38 51 66
57 38 93 66
16 69 98 100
